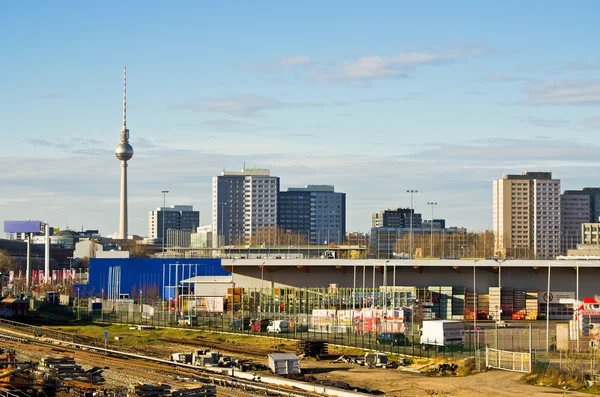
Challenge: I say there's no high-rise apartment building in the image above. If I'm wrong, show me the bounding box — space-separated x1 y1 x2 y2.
212 168 279 246
493 171 561 259
560 188 600 253
372 208 422 229
278 185 346 245
148 205 200 242
561 193 591 253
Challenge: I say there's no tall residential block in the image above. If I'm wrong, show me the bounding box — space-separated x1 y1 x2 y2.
561 188 600 252
560 192 590 253
278 185 346 245
372 208 422 229
148 205 200 242
493 171 561 259
212 168 279 246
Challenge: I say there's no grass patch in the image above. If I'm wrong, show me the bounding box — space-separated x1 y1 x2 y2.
45 325 298 350
522 367 600 394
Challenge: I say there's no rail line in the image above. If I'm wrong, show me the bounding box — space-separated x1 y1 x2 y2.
0 320 356 397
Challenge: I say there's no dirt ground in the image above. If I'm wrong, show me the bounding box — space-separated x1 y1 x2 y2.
300 358 589 397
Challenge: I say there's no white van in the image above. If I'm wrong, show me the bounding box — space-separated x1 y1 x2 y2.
267 320 290 333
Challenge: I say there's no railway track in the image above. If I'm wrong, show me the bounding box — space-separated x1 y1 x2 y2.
0 324 333 397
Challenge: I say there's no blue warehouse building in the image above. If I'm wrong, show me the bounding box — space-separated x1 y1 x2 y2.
83 258 229 299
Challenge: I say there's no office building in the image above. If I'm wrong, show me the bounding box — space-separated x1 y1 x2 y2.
421 219 446 230
493 171 561 259
372 208 422 229
148 205 200 243
212 168 279 246
278 185 346 245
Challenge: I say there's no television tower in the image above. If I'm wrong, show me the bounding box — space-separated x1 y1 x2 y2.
115 66 134 239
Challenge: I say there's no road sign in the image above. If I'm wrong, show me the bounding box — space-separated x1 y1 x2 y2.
476 327 481 332
104 331 109 340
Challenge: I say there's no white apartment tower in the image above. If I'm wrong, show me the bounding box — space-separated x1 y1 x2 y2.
212 168 280 246
493 171 561 259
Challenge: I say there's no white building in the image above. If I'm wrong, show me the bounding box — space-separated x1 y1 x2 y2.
212 168 279 246
191 225 214 249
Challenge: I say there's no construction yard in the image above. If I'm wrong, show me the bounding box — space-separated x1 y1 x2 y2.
0 321 595 397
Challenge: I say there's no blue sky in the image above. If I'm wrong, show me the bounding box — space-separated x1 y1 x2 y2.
1 1 600 236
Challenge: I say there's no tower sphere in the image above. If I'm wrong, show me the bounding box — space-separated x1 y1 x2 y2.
115 142 134 161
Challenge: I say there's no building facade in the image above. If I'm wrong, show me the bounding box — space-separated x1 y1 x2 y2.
212 169 280 246
493 171 561 259
561 193 591 253
371 208 422 229
148 205 200 242
278 185 346 245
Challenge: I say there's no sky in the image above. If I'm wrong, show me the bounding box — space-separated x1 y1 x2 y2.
1 1 600 237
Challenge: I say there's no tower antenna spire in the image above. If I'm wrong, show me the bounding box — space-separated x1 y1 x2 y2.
123 65 127 130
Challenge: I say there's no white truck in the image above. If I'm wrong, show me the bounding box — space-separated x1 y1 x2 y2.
420 320 464 349
267 320 290 333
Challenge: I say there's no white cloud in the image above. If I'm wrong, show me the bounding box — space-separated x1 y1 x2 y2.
246 48 492 84
169 95 319 117
280 55 311 66
4 137 600 238
245 55 312 72
312 48 492 83
522 79 600 105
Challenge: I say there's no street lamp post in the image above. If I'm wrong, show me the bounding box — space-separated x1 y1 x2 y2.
219 202 228 250
383 260 389 309
161 190 169 255
427 202 437 258
407 190 418 259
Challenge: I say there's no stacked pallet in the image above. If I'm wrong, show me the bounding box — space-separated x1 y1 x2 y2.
501 287 514 320
513 291 527 320
129 384 171 397
526 291 539 320
227 288 244 313
172 386 217 397
478 294 490 320
297 340 328 357
440 286 453 320
489 287 501 320
452 287 465 320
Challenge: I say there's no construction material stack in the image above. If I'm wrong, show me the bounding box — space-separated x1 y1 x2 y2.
452 287 465 320
227 288 243 314
513 290 526 320
526 291 539 320
172 386 217 397
297 340 328 357
129 384 171 397
501 287 514 320
489 287 501 321
38 356 104 386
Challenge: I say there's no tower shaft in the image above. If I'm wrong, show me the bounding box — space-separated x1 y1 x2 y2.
115 65 133 239
119 160 128 239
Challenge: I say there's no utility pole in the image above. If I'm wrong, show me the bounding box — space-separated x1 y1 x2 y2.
161 190 169 255
407 190 418 259
427 202 437 257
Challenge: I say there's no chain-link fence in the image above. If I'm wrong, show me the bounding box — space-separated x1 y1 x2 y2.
67 301 559 362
